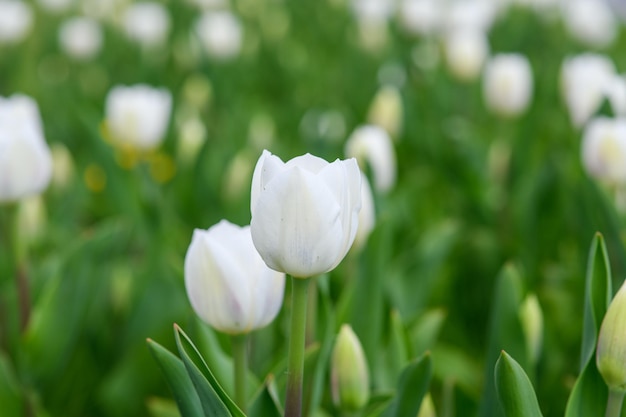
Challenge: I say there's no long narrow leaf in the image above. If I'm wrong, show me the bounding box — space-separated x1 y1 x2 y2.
174 324 240 417
147 339 204 417
381 352 432 417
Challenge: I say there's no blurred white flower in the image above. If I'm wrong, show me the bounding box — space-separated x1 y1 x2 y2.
58 17 103 61
0 95 52 203
17 195 47 246
81 0 125 22
352 173 375 252
605 75 626 118
561 54 616 128
483 53 533 118
0 0 33 44
105 84 172 150
351 0 395 24
367 85 403 138
443 0 498 33
398 0 442 37
122 2 171 48
36 0 73 14
250 150 361 278
50 142 74 189
562 0 616 48
185 220 286 334
186 0 228 9
195 10 243 60
581 117 626 184
345 125 396 193
443 28 489 82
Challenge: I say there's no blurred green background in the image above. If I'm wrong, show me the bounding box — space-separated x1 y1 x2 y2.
1 0 626 416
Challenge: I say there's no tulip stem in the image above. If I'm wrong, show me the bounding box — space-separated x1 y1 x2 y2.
285 276 309 417
231 334 247 413
606 389 624 417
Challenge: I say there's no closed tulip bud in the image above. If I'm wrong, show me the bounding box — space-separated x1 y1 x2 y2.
58 17 103 61
185 220 286 334
122 2 171 48
367 85 403 139
50 143 74 190
597 280 626 392
443 28 489 82
17 195 46 247
105 84 172 151
0 0 32 44
562 0 616 48
331 325 370 412
418 393 437 417
195 11 243 60
0 95 52 203
483 53 533 118
561 54 616 128
352 173 375 252
250 150 361 278
581 117 626 184
345 125 396 193
519 294 543 365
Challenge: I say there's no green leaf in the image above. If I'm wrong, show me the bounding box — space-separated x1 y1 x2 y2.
146 339 203 417
580 232 612 371
248 375 282 417
479 263 527 417
409 308 447 358
494 351 543 417
174 324 240 417
378 310 410 390
0 352 23 417
381 352 432 417
564 357 608 417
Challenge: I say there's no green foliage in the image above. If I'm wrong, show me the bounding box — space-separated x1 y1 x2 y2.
494 351 543 417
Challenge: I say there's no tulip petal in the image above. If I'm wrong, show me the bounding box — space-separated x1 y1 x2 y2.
251 166 344 277
285 153 329 173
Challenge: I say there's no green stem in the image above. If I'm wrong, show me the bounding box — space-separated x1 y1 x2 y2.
305 279 317 347
606 389 624 417
285 277 309 417
231 334 248 413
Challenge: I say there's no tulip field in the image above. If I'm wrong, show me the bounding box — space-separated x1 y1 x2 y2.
4 0 626 416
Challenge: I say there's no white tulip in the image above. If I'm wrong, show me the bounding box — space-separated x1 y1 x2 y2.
58 17 103 61
352 173 375 252
0 0 32 44
250 150 361 278
561 54 616 128
122 2 171 48
483 53 533 118
398 0 442 37
36 0 73 14
581 117 626 184
345 125 396 193
0 95 52 203
105 84 172 150
367 85 403 138
443 0 498 33
605 75 626 118
195 10 243 60
443 28 490 82
185 220 286 334
562 0 616 48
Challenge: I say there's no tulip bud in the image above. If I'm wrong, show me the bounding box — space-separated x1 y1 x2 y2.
345 125 396 193
104 84 172 151
0 95 52 203
17 195 46 248
562 0 616 48
176 116 206 166
122 2 171 49
367 85 403 139
250 150 361 278
0 0 32 45
195 11 243 60
50 143 74 190
418 393 437 417
519 294 543 366
443 28 489 82
398 0 442 37
561 54 616 128
581 117 626 184
352 173 375 252
58 17 103 61
597 280 626 392
482 53 533 118
331 325 370 412
185 220 286 334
